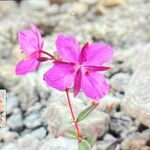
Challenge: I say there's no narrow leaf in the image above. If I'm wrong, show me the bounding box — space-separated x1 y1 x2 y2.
79 139 91 150
63 130 77 139
57 122 76 139
87 136 96 148
77 103 98 122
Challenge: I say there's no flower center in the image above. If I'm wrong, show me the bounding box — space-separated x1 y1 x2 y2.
75 64 90 76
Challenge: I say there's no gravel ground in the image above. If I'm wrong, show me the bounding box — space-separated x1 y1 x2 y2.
0 0 150 150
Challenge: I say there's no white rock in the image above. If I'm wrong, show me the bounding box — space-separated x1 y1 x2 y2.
93 4 107 15
1 143 18 150
80 110 110 138
121 129 150 150
0 1 17 19
103 133 117 141
7 108 23 130
44 102 68 137
101 0 124 7
1 134 41 150
121 46 150 127
6 94 19 115
31 127 47 139
91 23 106 40
0 64 19 89
40 137 97 150
21 0 49 10
44 4 59 15
27 102 42 113
60 2 88 17
50 0 75 5
40 137 78 150
110 73 131 92
17 134 40 150
97 95 121 113
132 44 150 71
44 100 109 138
96 141 117 150
79 0 98 5
24 112 42 129
0 127 19 143
15 73 50 111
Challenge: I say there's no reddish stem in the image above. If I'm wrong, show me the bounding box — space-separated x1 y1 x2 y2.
40 50 55 60
65 89 82 142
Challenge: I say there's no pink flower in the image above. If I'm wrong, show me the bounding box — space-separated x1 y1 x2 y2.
15 24 43 75
44 34 113 100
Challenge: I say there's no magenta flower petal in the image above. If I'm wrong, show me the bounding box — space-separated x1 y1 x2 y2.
44 63 76 91
18 24 43 55
15 58 40 75
79 42 89 64
56 34 80 62
85 66 111 72
83 43 113 66
30 23 43 48
81 72 109 100
73 69 82 97
16 24 43 75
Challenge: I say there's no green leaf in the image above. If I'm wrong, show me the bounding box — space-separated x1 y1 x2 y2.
79 139 91 150
77 103 98 122
105 141 118 150
87 136 96 148
63 130 77 139
57 122 77 139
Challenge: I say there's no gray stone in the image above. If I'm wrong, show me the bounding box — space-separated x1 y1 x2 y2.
80 110 110 138
60 2 88 17
96 133 119 150
0 64 19 89
0 127 19 143
40 137 78 150
92 4 106 15
79 0 98 5
97 95 121 113
6 93 19 115
44 99 110 138
31 127 47 139
26 102 42 113
50 0 76 5
121 46 150 127
103 133 117 141
24 112 42 129
21 0 49 10
110 73 131 92
121 129 150 150
21 129 32 137
109 111 137 138
44 102 68 137
14 73 50 111
1 143 18 150
44 4 59 15
96 141 117 150
40 137 97 150
132 44 150 71
101 0 124 7
7 108 23 130
17 134 40 150
90 23 106 40
1 134 40 150
0 1 17 19
0 0 150 148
